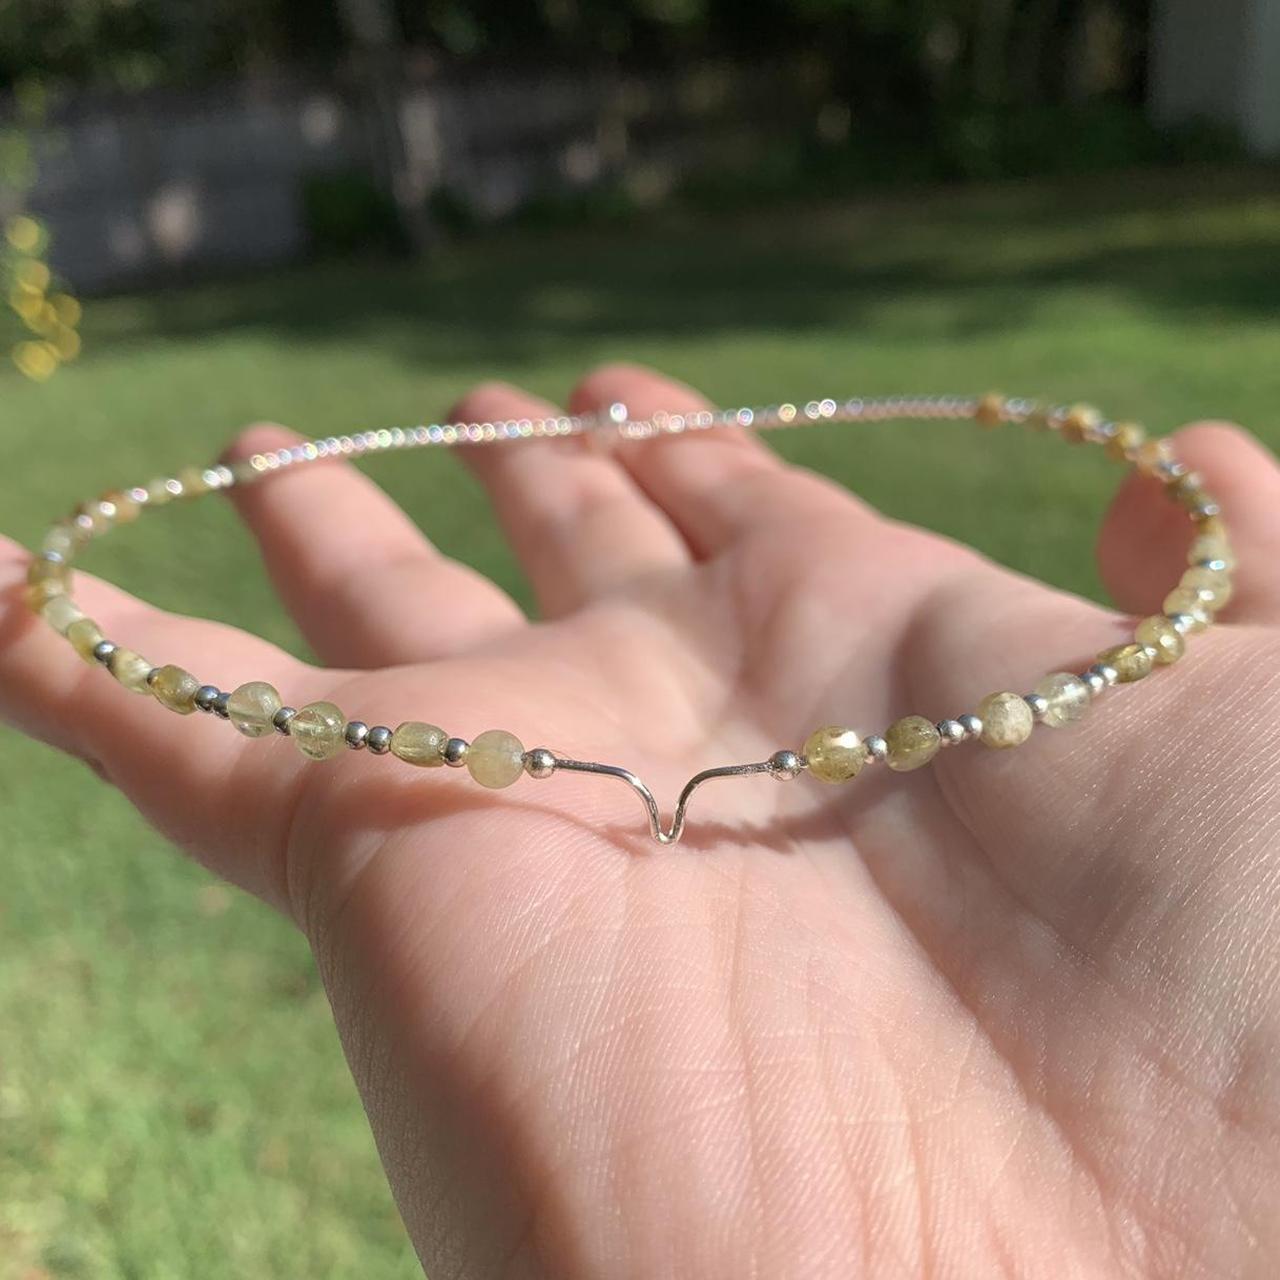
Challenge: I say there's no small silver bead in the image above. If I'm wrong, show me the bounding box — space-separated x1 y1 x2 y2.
523 747 558 779
1194 557 1229 573
366 726 393 755
194 685 221 713
145 667 160 688
442 737 470 767
936 719 966 746
957 713 983 739
1023 693 1050 722
1087 662 1119 688
1166 612 1197 636
863 734 888 764
1193 501 1222 519
767 748 803 780
213 691 231 719
39 549 66 567
92 640 117 666
273 707 297 735
344 720 369 750
1080 669 1107 697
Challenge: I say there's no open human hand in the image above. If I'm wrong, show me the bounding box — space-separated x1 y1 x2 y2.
3 363 1279 1278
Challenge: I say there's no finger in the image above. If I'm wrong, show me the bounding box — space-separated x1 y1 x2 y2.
224 425 524 667
0 537 323 913
571 363 861 558
452 381 688 617
1098 422 1280 624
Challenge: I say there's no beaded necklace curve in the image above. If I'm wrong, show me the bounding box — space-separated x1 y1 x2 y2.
26 394 1233 845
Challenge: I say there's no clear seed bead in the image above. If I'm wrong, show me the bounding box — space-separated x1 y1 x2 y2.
66 617 104 665
1135 615 1185 665
803 726 866 783
390 722 448 767
110 647 155 692
977 691 1034 748
151 664 201 714
1033 672 1091 728
1180 566 1232 611
885 715 942 771
1161 587 1211 630
290 701 347 760
42 594 85 635
1096 642 1154 683
466 729 526 789
227 681 283 738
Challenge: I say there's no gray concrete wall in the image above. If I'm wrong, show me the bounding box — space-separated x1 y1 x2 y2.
14 64 812 292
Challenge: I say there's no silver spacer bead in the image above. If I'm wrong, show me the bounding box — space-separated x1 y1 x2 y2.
366 726 393 755
767 748 804 780
957 713 983 739
273 707 297 735
863 734 888 764
936 719 967 746
213 691 231 719
1192 501 1222 520
1139 645 1160 663
442 737 470 767
194 685 221 714
523 747 558 779
39 549 66 566
344 720 369 750
1194 557 1229 573
1079 669 1106 697
145 667 161 688
1024 693 1050 723
1087 662 1119 688
92 639 117 666
1166 612 1197 636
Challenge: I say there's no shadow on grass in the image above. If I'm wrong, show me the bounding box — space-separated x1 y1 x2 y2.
79 168 1280 373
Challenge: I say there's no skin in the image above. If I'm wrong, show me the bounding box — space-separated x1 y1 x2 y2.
2 363 1279 1279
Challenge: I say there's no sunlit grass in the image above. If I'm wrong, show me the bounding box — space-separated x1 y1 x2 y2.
2 168 1278 1277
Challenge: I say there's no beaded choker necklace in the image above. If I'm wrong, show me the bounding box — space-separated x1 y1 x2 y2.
26 394 1234 845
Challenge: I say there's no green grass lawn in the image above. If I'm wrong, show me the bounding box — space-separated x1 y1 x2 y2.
3 167 1279 1278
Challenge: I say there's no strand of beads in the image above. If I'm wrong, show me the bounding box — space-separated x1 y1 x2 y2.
22 392 1235 842
796 394 1232 785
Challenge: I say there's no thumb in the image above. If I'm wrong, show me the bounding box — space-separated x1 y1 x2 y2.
1097 422 1280 625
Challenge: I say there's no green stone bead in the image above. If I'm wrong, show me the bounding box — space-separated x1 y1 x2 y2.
885 715 941 772
1135 615 1184 666
151 664 201 714
466 729 525 789
1097 642 1154 683
227 681 283 738
391 722 447 767
291 701 346 761
803 725 866 783
110 647 155 692
977 691 1034 749
66 618 104 665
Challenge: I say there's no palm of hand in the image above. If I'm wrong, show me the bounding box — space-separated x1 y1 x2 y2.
4 365 1279 1278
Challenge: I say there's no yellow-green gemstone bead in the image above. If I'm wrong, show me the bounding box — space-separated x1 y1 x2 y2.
1180 566 1232 611
177 466 210 499
1135 615 1185 665
974 392 1004 427
1060 403 1100 444
42 594 85 635
884 715 941 772
103 491 141 524
466 729 525 789
66 618 104 665
977 691 1034 749
1097 642 1154 683
27 556 70 591
227 681 282 738
25 578 67 611
1033 672 1091 729
290 701 347 761
1104 421 1145 462
1134 437 1173 475
146 478 177 506
42 524 81 559
152 664 201 714
1187 532 1235 570
1161 586 1211 630
391 722 447 767
110 646 154 692
803 726 866 783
